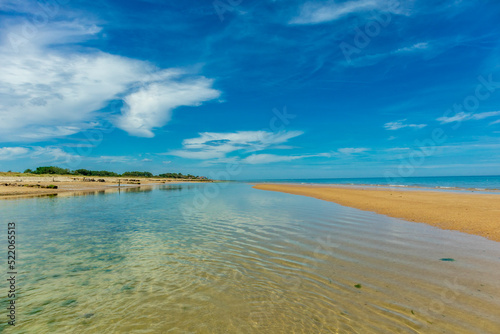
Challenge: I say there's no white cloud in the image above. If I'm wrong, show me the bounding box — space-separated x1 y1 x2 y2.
242 154 302 164
0 147 30 160
337 147 369 154
346 41 432 67
472 111 500 120
116 77 219 137
31 147 81 163
168 130 304 160
0 144 150 167
0 146 81 163
437 112 470 123
385 147 410 152
242 153 330 164
0 20 220 142
394 42 429 54
437 111 500 124
96 156 132 163
141 158 153 162
290 0 402 25
384 119 427 130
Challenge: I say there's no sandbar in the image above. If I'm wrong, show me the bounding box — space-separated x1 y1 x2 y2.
0 176 211 199
253 183 500 242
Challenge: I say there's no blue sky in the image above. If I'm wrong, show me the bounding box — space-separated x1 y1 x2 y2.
0 0 500 179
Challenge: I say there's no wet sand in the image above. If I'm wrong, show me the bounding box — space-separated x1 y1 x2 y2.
253 184 500 242
0 176 210 199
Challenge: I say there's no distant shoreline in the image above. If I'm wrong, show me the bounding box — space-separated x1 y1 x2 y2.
0 176 212 200
251 182 500 195
253 183 500 242
246 175 500 191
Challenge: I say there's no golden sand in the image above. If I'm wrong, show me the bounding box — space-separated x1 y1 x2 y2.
253 184 500 242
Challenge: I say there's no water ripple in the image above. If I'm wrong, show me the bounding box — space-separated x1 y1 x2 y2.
0 183 499 333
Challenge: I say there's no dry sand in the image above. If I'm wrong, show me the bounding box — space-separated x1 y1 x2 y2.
253 184 500 242
0 176 210 199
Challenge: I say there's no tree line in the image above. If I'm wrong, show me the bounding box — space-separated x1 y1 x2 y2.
23 166 207 179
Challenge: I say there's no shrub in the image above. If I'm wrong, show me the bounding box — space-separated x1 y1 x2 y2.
33 166 71 175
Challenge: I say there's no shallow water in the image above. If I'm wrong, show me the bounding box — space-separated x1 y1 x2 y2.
251 175 500 190
1 183 499 333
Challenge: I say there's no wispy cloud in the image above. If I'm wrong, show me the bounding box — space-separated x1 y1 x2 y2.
289 0 470 26
384 147 410 152
0 19 220 142
0 147 30 160
0 146 80 163
394 42 430 54
96 156 133 163
167 130 304 161
437 111 500 124
476 111 500 120
242 153 330 164
31 147 80 162
346 42 432 67
0 145 143 167
384 119 427 130
337 147 370 154
289 0 401 25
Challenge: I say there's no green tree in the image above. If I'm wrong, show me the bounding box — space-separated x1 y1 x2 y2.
33 166 71 175
122 171 153 177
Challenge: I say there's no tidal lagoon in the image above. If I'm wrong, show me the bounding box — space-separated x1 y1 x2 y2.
1 183 499 333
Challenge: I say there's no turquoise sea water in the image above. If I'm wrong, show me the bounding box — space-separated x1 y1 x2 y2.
1 183 500 333
249 175 500 190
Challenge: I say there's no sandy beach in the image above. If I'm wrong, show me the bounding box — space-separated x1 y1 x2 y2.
0 175 211 199
253 184 500 242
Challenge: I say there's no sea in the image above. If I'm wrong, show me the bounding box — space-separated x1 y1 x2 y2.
248 175 500 190
1 183 499 333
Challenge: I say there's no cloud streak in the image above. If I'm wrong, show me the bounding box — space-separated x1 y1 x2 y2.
384 119 427 130
289 0 401 25
242 153 331 164
337 147 370 155
0 146 81 163
345 41 432 67
0 147 30 160
167 130 304 161
437 111 500 124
